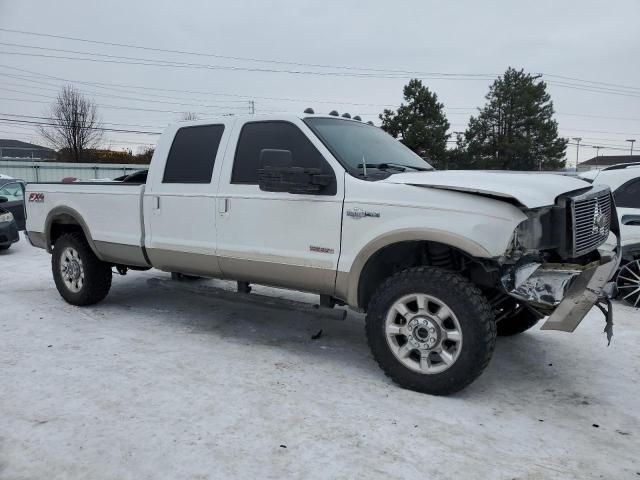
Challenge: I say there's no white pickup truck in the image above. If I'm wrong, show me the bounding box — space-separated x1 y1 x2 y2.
25 113 621 395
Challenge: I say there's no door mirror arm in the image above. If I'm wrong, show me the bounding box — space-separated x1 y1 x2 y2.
257 149 334 194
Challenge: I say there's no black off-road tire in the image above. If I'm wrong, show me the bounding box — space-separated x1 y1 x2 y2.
0 244 10 251
52 233 112 306
496 308 541 336
365 267 496 395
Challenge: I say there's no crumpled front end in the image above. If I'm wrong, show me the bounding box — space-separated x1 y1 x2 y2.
500 184 621 340
501 237 620 333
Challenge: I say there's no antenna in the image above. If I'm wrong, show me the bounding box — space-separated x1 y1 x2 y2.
362 152 367 178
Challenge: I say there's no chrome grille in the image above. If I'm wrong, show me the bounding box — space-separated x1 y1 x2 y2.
570 187 612 257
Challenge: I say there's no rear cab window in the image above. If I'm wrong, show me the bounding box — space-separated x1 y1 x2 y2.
163 124 225 184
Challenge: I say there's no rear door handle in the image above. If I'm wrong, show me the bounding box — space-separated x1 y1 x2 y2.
154 196 160 209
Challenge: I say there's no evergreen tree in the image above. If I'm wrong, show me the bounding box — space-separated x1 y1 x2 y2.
380 79 450 168
464 68 567 170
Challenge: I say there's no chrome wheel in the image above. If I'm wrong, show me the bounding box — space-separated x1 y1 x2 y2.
59 246 85 293
617 260 640 308
385 293 463 374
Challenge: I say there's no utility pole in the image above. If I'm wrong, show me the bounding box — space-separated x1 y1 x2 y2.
593 145 602 169
249 100 255 115
626 139 636 160
572 137 582 169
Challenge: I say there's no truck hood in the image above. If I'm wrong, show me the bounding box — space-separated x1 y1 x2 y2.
382 171 591 209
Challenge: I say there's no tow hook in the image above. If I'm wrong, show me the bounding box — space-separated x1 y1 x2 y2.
115 265 128 276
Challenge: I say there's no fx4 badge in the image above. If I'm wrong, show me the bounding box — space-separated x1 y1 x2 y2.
346 208 380 219
28 192 45 203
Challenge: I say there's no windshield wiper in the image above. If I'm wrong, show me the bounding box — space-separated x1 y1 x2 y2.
356 162 428 172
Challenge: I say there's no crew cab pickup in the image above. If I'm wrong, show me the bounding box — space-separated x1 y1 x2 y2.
25 114 620 395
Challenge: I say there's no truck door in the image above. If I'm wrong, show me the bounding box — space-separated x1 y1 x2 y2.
143 121 232 276
216 119 345 294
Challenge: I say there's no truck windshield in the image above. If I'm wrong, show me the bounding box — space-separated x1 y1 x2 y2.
304 117 433 174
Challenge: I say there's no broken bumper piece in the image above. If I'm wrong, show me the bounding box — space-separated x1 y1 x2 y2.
502 239 620 334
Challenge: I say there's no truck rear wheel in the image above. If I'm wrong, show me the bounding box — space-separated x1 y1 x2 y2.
52 233 112 306
365 267 496 395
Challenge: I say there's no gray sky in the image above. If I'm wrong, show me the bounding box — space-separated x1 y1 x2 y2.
0 0 638 165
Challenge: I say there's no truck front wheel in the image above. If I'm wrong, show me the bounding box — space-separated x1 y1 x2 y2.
366 267 496 395
52 233 112 306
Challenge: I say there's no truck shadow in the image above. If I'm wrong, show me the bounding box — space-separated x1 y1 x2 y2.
103 273 588 400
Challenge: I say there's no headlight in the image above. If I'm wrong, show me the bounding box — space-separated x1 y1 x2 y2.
0 212 14 223
513 206 563 253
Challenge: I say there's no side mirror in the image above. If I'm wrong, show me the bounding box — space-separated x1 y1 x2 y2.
258 149 333 194
0 196 7 203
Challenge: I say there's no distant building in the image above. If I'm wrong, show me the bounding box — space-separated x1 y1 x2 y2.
577 155 640 172
0 139 56 161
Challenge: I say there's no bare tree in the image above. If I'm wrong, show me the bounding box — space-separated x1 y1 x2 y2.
180 112 199 121
39 85 103 162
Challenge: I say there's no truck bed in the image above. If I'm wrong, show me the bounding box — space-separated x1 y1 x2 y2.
25 182 147 266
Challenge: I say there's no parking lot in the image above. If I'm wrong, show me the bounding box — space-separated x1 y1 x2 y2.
1 237 639 479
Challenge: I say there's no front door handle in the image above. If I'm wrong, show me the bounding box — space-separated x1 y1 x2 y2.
154 196 160 209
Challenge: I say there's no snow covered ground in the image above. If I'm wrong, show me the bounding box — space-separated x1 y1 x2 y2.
1 237 639 479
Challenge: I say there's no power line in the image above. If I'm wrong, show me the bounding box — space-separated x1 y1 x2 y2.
0 112 165 130
546 80 640 99
0 65 402 107
0 117 161 135
0 82 251 111
0 48 497 80
0 95 242 116
6 44 639 101
559 127 640 136
544 74 640 93
0 27 498 78
0 71 251 105
1 28 638 98
5 68 640 124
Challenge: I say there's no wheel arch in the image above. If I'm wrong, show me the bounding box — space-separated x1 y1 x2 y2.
45 206 103 260
337 229 494 310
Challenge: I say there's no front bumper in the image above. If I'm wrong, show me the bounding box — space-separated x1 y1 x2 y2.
540 246 619 332
502 234 621 333
0 221 20 247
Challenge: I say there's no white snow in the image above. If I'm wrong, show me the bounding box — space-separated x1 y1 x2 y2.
1 238 639 479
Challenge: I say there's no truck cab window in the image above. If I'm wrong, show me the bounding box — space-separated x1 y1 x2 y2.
615 179 640 208
162 125 225 183
232 121 331 185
